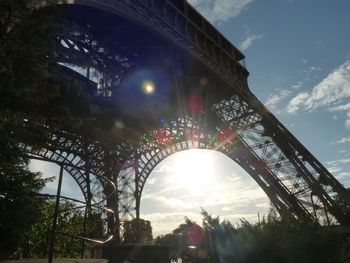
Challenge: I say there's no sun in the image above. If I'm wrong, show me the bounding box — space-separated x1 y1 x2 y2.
141 80 156 94
174 149 214 193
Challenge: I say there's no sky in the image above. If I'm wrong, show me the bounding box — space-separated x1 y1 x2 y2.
31 0 350 237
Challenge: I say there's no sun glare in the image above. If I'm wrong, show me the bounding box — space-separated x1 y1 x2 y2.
174 149 214 193
142 80 155 94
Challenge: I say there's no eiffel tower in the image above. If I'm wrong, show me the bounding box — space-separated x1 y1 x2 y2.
18 0 350 242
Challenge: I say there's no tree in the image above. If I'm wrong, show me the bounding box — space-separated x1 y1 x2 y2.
0 1 67 255
23 199 105 258
0 1 104 255
257 208 346 263
155 217 204 261
123 218 153 244
22 200 82 258
156 209 347 263
334 188 350 220
0 159 47 253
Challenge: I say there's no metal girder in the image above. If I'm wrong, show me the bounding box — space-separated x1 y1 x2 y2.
213 93 350 224
113 94 349 225
50 3 350 224
24 0 349 242
117 115 215 220
57 0 249 90
116 113 309 221
55 25 137 100
18 144 92 202
16 132 121 239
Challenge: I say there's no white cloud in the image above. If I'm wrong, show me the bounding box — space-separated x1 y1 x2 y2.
327 166 343 174
334 136 350 144
304 66 322 74
188 0 255 24
265 89 291 112
286 60 350 127
336 172 350 181
310 66 322 71
239 33 263 51
325 168 350 188
291 81 303 89
329 104 350 129
325 161 350 187
304 66 323 80
330 103 350 112
304 62 350 110
286 92 310 113
325 158 350 166
140 152 270 235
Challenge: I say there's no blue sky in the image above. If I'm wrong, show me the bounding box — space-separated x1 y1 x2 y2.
31 0 350 237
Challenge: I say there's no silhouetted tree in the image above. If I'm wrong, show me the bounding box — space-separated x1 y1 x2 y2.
0 1 67 255
0 1 105 255
123 218 153 244
156 217 204 261
156 208 347 263
334 188 350 220
0 161 47 253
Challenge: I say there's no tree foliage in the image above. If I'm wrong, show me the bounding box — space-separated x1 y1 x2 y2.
123 218 153 244
0 0 104 254
0 0 94 131
155 217 204 260
0 160 47 252
22 199 105 258
0 1 65 254
156 208 347 263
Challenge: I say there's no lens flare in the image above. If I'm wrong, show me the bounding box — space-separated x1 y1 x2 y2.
187 91 204 113
142 81 156 94
155 128 173 145
218 127 236 144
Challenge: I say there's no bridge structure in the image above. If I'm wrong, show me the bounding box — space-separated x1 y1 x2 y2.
19 0 350 244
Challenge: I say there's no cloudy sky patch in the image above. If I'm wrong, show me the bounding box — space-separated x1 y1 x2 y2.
286 60 350 129
188 0 255 24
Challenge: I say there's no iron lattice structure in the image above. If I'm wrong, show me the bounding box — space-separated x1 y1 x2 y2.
19 0 350 240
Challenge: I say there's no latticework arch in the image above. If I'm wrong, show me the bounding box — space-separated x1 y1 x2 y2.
19 0 349 242
114 113 312 221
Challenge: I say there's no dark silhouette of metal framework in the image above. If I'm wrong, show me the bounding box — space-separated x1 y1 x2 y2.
25 0 350 243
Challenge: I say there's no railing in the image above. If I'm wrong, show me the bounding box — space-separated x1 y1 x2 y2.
135 0 250 84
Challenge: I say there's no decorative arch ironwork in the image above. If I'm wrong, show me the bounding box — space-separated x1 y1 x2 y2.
17 131 107 201
119 93 350 225
116 113 311 221
25 0 350 242
10 125 124 229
